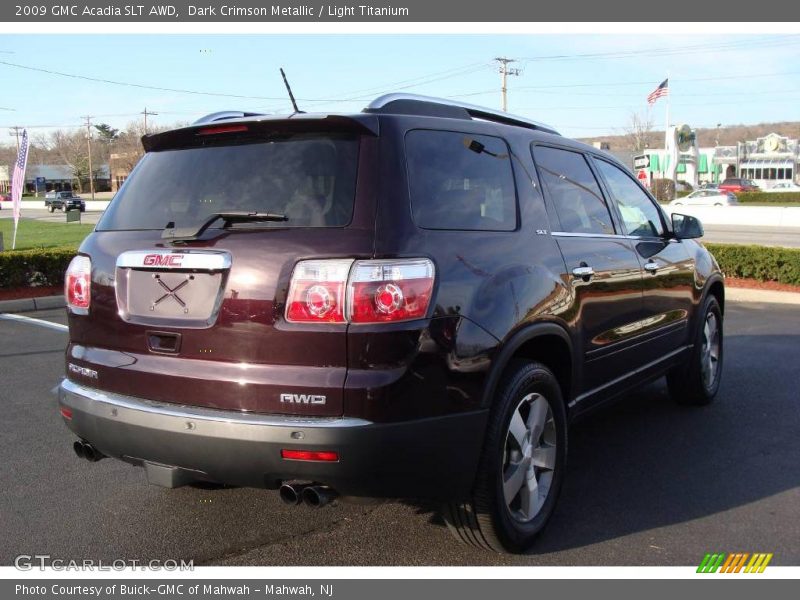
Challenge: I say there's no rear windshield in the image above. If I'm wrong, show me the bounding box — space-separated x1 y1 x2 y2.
97 133 359 231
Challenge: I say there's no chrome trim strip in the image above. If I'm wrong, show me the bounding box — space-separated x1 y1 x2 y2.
59 379 371 429
553 231 642 241
552 231 680 243
366 93 559 135
116 250 232 270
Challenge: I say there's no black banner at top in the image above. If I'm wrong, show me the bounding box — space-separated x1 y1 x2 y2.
3 0 800 22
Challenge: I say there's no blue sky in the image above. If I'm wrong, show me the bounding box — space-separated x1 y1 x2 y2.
1 34 799 142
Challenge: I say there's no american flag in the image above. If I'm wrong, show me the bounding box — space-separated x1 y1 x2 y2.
11 129 29 248
647 79 669 105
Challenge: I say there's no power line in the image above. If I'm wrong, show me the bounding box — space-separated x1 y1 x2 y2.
518 36 800 63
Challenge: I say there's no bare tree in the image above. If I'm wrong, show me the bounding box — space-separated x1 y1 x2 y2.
624 111 655 153
48 129 102 193
111 119 185 173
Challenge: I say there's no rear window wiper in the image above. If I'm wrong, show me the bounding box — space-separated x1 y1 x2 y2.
162 212 289 241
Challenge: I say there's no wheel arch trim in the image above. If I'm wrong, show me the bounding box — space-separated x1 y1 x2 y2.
480 321 576 410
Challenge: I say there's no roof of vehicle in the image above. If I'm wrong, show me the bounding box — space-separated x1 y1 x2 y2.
142 94 564 152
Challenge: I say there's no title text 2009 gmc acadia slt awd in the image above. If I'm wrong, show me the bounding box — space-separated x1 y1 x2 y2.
58 95 724 553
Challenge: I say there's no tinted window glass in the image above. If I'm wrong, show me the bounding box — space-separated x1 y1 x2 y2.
532 146 614 235
595 159 665 237
97 134 359 231
406 130 517 231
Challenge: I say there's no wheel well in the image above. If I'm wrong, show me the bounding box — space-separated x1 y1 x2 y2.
708 279 725 314
508 334 573 405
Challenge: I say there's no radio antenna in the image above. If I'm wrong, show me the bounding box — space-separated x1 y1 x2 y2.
280 68 303 115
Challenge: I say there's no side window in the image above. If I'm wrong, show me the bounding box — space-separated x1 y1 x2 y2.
594 159 665 238
531 146 614 235
406 130 517 231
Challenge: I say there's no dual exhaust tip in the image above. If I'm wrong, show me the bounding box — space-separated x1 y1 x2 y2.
279 482 338 508
73 440 104 462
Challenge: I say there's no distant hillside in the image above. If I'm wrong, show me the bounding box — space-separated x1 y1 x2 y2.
579 121 800 152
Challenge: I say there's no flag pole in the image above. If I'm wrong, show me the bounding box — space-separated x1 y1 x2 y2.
664 71 670 152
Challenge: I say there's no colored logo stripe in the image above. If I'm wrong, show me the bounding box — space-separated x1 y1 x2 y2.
698 552 773 573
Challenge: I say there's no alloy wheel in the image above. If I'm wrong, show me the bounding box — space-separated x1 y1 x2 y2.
502 392 557 523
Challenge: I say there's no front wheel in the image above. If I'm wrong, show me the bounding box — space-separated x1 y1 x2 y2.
667 295 723 405
48 205 54 213
443 360 567 553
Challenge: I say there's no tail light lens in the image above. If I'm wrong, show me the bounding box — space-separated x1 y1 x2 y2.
285 258 435 324
348 259 435 323
286 260 353 323
65 255 91 314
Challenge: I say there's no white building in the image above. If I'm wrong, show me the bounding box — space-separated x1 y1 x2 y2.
639 132 798 189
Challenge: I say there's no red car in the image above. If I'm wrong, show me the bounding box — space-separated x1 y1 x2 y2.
719 178 760 193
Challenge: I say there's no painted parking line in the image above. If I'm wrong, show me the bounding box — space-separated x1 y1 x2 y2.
0 313 68 332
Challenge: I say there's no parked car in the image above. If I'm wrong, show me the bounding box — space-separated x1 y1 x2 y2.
765 182 800 193
0 192 10 203
45 191 85 212
58 95 724 554
670 190 738 207
719 178 760 193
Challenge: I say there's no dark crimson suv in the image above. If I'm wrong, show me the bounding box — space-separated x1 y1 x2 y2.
58 95 724 553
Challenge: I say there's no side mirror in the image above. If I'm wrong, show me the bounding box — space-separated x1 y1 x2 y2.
672 213 704 239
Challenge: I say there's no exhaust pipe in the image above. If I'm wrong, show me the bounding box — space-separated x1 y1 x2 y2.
279 482 312 505
82 442 104 462
302 485 338 508
72 440 104 462
72 441 85 460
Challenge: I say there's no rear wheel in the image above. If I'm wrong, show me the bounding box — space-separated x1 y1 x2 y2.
667 295 723 405
443 360 567 553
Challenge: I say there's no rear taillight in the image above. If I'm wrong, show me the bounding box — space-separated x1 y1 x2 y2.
65 255 91 314
285 258 435 324
348 259 435 323
286 260 353 323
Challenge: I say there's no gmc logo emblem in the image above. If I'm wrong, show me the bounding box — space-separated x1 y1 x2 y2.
143 254 183 267
280 393 327 405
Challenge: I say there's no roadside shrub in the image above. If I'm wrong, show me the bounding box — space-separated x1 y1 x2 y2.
704 243 800 286
736 192 800 204
0 247 76 289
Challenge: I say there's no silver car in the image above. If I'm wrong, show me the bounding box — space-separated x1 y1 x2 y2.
670 189 738 207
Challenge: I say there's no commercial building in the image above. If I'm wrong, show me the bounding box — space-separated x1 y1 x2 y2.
631 132 798 189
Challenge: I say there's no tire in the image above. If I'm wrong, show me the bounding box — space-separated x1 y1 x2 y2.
667 295 723 405
48 205 54 213
443 360 568 553
61 204 67 213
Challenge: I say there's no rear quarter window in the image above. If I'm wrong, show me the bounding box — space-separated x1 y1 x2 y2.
405 130 517 231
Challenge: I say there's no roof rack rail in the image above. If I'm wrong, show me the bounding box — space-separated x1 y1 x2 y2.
364 93 559 135
193 111 267 125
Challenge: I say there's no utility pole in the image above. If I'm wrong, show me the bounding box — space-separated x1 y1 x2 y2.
495 57 521 112
141 107 158 134
8 126 22 154
82 115 95 201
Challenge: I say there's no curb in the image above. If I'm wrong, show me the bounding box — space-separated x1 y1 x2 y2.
726 287 800 305
0 295 65 314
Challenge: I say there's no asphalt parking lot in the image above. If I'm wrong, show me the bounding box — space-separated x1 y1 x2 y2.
0 302 798 566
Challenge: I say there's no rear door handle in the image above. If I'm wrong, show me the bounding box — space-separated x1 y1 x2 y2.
572 265 595 279
644 261 659 273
